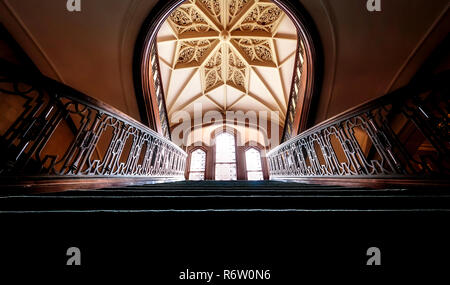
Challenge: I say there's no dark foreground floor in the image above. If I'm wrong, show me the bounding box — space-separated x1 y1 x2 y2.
1 181 449 280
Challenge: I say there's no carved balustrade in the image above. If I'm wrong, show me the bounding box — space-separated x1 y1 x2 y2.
0 62 186 179
268 72 449 180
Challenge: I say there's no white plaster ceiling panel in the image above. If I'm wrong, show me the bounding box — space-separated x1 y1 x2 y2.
274 12 297 36
159 60 172 94
225 85 243 108
229 95 282 123
157 40 177 66
279 54 296 102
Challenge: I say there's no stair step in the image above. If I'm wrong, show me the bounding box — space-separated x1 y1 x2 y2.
34 188 408 197
1 180 447 212
1 194 449 212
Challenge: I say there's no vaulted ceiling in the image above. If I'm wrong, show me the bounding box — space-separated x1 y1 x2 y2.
156 0 299 126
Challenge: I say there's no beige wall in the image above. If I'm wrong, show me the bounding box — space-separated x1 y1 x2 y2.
0 0 161 122
299 0 449 123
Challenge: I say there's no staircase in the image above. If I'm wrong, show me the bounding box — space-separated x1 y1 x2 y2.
1 180 449 213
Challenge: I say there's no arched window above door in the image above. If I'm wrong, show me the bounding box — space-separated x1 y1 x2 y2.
215 132 237 180
245 148 264 180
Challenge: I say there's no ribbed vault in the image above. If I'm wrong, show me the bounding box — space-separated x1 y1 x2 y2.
156 0 300 127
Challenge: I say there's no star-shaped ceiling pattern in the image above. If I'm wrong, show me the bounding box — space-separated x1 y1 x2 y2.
157 0 299 126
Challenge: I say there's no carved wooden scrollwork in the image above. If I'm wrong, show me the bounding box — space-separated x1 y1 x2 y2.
204 48 223 91
237 4 283 32
228 0 250 23
199 0 222 23
177 40 214 64
169 6 214 34
227 48 247 91
232 38 274 65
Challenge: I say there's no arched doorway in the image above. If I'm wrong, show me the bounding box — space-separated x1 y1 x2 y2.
134 0 321 143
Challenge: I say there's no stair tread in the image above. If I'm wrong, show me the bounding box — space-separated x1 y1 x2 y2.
1 180 447 212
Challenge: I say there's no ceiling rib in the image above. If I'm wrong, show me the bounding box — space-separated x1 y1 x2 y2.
158 57 172 69
278 51 296 66
274 33 298 41
168 92 204 117
251 66 286 112
206 94 225 110
227 94 246 109
271 37 288 104
195 0 223 30
167 68 199 113
227 0 257 31
247 91 284 119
